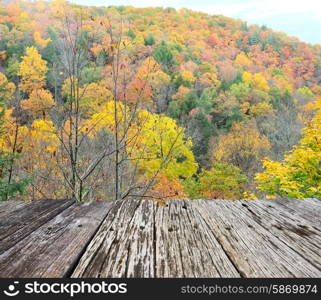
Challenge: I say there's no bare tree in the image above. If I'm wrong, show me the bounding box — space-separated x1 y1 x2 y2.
99 13 189 201
40 6 191 202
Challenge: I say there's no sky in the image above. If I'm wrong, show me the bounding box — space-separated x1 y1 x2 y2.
70 0 321 45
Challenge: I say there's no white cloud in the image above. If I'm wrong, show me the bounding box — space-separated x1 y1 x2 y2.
74 0 185 7
72 0 321 18
187 0 321 19
70 0 321 44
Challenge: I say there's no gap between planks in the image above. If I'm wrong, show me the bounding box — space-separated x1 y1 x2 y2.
0 199 75 254
72 199 240 278
0 201 112 278
193 199 321 277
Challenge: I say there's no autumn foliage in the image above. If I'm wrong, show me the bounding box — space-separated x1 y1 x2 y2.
0 1 321 200
256 98 321 198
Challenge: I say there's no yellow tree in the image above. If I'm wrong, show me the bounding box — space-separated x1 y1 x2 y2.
129 110 197 180
33 31 51 49
213 121 270 175
21 119 61 199
181 70 196 84
242 71 270 92
0 108 62 200
21 88 54 118
62 79 112 117
256 98 321 198
79 82 113 117
235 52 252 68
0 107 29 200
0 74 28 200
0 73 16 99
18 46 48 94
86 101 198 199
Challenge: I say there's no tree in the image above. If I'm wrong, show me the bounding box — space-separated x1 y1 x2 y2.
0 73 15 99
150 175 186 201
242 72 270 92
43 9 197 202
21 88 54 118
50 7 100 201
235 52 252 68
130 56 171 110
213 121 270 175
0 74 28 200
21 119 62 199
186 110 215 165
85 101 197 199
257 105 302 160
181 91 198 115
18 46 48 94
153 41 174 71
62 80 112 117
144 33 155 46
130 110 197 180
256 98 321 198
199 162 247 200
33 31 51 49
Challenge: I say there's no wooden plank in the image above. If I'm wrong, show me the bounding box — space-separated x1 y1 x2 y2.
0 201 29 218
193 200 321 277
154 199 239 277
0 199 74 254
0 201 112 278
266 198 321 227
72 199 155 278
0 198 319 278
153 200 184 277
243 200 321 270
73 199 239 278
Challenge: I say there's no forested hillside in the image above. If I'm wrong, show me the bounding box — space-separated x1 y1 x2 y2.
1 0 321 201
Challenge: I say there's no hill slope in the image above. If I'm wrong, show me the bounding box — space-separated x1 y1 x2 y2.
1 1 321 200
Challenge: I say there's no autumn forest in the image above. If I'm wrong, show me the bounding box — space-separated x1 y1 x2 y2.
1 0 321 202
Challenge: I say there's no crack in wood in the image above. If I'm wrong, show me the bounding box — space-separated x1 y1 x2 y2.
0 198 320 278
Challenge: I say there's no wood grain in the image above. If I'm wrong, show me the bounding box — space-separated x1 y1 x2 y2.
266 198 321 227
153 199 239 277
72 199 155 277
0 201 112 278
0 201 29 218
0 199 74 254
244 200 321 270
0 198 320 278
193 199 321 277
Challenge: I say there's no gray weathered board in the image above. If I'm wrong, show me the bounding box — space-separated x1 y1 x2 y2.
0 198 320 278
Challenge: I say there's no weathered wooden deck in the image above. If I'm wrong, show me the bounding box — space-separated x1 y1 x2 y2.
0 198 320 278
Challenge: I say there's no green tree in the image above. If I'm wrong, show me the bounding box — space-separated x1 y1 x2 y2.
153 41 174 71
144 33 155 46
167 100 181 119
187 111 215 165
127 28 135 39
249 31 260 45
181 91 198 114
